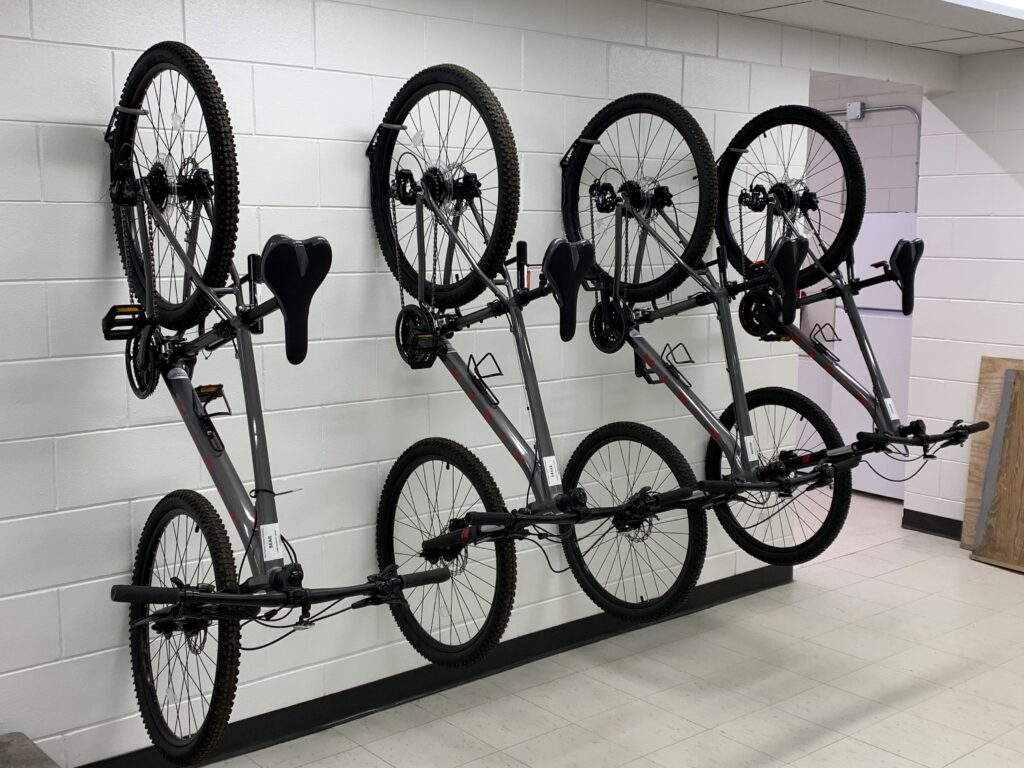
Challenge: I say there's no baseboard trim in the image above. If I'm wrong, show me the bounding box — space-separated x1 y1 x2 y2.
85 564 791 768
902 508 964 540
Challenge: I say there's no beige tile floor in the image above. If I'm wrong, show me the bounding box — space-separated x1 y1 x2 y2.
213 494 1024 768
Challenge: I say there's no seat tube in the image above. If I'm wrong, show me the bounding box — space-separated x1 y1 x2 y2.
508 301 559 501
714 287 759 475
237 324 285 572
838 286 900 431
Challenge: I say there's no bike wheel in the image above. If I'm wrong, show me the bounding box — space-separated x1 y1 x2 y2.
716 105 865 289
705 387 852 565
129 490 240 765
110 41 238 330
562 93 717 302
377 438 516 666
369 64 519 309
561 422 707 620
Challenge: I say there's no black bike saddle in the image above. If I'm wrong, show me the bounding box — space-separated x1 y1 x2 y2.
889 238 924 316
542 238 596 342
768 235 807 326
261 235 332 364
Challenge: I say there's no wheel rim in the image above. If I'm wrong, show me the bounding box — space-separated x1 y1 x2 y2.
390 457 500 651
575 109 705 292
383 84 502 299
137 510 221 745
569 438 694 608
122 64 218 309
720 403 834 550
722 120 853 276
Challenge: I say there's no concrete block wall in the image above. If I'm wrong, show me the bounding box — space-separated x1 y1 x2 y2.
810 76 922 214
0 1 958 764
909 46 1024 523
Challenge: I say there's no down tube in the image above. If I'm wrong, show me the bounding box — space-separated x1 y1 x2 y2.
164 365 266 576
627 329 747 475
784 323 892 432
440 342 544 499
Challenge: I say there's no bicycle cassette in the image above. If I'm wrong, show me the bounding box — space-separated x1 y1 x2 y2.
126 324 162 399
738 289 784 341
395 305 439 369
589 301 629 354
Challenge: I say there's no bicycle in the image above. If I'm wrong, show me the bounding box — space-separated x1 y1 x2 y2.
103 42 449 765
711 105 987 468
367 66 709 667
561 94 861 566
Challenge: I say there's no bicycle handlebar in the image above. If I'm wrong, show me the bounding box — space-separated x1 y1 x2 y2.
857 420 988 448
398 568 451 589
111 585 180 604
110 565 451 609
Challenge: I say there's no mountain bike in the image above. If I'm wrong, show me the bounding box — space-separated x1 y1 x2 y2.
103 42 448 765
711 105 987 461
368 66 708 667
561 94 861 566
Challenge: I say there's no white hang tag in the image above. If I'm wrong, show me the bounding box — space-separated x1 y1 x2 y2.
543 456 562 487
884 397 899 421
260 523 283 562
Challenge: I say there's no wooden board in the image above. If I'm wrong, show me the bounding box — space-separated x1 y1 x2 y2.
962 356 1024 549
971 374 1024 572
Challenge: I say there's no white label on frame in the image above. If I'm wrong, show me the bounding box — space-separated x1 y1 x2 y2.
260 523 283 562
744 435 759 462
884 397 899 421
543 456 562 487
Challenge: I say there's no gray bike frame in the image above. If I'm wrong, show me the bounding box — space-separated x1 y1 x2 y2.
130 189 283 581
618 203 761 479
623 199 902 468
422 192 562 504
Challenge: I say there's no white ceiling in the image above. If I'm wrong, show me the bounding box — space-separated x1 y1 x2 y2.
663 0 1024 53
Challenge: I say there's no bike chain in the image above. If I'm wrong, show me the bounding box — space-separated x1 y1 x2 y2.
391 192 405 309
623 216 630 287
430 211 439 311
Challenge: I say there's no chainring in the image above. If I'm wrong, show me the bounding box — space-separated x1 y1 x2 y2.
126 325 162 399
738 289 784 340
395 305 439 369
589 301 629 354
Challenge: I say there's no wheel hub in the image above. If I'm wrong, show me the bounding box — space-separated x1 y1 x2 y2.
422 166 453 203
619 180 650 215
768 182 797 213
147 162 172 209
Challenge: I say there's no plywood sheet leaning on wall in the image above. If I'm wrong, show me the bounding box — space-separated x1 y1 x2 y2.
963 356 1024 550
971 371 1024 572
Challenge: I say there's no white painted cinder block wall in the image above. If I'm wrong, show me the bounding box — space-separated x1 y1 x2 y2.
909 47 1024 523
0 1 958 764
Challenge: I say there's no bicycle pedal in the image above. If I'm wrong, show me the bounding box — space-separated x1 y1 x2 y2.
102 304 146 341
196 384 232 416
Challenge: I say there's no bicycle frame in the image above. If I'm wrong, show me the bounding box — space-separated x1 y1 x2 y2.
127 189 286 582
609 201 855 485
402 191 702 556
440 291 560 504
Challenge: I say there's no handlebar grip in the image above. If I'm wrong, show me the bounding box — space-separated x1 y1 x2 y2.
399 568 451 589
856 431 889 446
655 487 694 509
700 479 739 494
967 421 989 434
110 584 180 604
